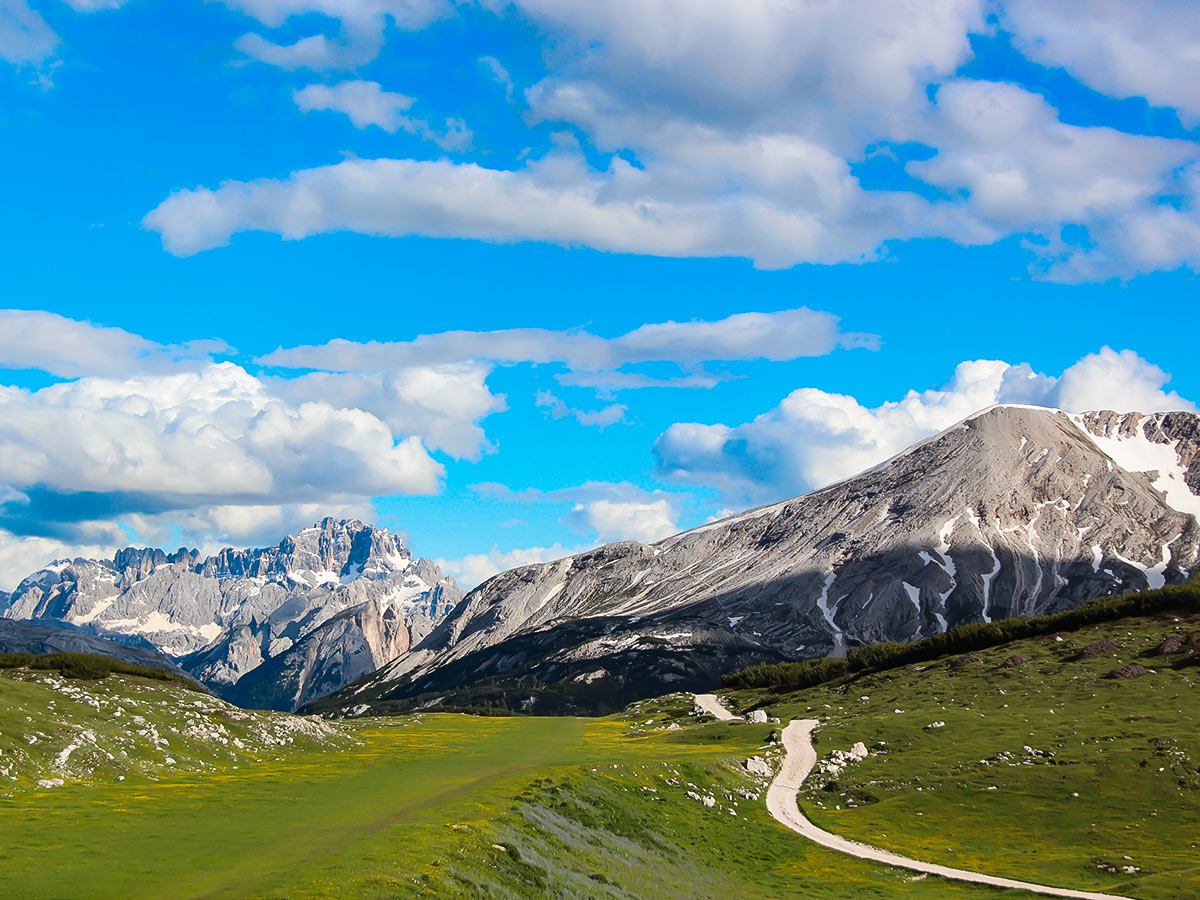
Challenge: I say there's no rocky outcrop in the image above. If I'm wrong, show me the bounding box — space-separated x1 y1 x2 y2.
1 518 462 710
316 406 1200 715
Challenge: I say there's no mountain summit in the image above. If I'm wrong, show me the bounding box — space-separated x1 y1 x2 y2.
1 518 462 710
319 406 1200 714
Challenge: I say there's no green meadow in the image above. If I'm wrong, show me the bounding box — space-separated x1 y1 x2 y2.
730 609 1200 900
2 609 1196 899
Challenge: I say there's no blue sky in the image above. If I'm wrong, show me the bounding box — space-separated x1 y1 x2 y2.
0 0 1197 588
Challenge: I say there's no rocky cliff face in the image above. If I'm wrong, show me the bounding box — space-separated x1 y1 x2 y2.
1 518 462 710
316 407 1200 715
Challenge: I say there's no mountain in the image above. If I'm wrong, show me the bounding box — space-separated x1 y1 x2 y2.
1 518 462 710
311 406 1200 715
0 617 187 675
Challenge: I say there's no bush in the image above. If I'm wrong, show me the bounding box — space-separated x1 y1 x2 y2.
0 651 200 689
722 583 1200 691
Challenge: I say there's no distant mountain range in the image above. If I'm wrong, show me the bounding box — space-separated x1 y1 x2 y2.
311 406 1200 714
5 407 1199 717
0 518 462 710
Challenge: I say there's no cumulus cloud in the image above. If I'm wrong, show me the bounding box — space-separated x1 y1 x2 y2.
266 363 505 460
655 348 1194 506
0 362 444 539
133 0 1200 280
295 79 413 128
0 532 118 592
1050 347 1193 413
473 480 684 545
916 80 1194 230
122 499 379 558
0 309 228 378
1005 0 1200 126
562 498 677 544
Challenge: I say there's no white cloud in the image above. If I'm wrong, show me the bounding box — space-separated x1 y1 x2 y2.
0 362 444 537
62 0 133 10
554 370 728 395
296 80 414 129
436 542 584 589
122 499 378 558
220 0 446 30
0 532 117 592
1050 347 1193 414
236 32 370 70
142 143 987 268
562 498 677 544
477 55 513 100
137 0 1200 281
267 363 505 459
534 390 625 428
254 307 850 373
473 480 685 546
0 309 228 378
1005 0 1200 126
223 0 449 69
511 0 983 151
294 80 471 149
916 80 1195 230
0 0 58 68
655 348 1194 506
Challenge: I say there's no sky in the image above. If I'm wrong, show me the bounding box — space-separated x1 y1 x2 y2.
0 0 1197 590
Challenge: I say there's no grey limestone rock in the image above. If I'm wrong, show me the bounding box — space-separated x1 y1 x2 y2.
1 518 462 710
335 406 1200 713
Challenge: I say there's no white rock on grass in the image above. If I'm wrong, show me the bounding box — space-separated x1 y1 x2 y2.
36 778 64 789
746 709 769 724
744 756 772 778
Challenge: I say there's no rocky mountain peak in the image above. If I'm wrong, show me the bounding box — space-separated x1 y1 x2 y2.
1 517 461 711
333 405 1200 716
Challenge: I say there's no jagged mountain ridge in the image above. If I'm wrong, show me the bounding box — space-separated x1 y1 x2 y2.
1 518 463 710
317 406 1200 715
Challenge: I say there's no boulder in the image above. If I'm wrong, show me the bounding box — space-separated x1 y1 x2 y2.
1155 634 1186 656
745 709 769 724
1105 663 1147 680
1080 639 1118 658
743 756 771 778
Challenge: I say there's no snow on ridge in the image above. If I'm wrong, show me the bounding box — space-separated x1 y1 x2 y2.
1070 413 1200 520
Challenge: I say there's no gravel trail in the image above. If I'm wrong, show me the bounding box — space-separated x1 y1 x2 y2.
766 719 1137 900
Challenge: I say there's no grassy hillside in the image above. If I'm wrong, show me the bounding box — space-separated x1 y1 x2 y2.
0 658 347 788
2 661 1053 900
726 606 1200 900
3 604 1196 899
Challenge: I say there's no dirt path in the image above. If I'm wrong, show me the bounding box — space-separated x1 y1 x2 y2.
692 693 738 721
766 719 1137 900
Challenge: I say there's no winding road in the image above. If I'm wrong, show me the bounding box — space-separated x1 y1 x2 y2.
692 693 739 721
765 719 1137 899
